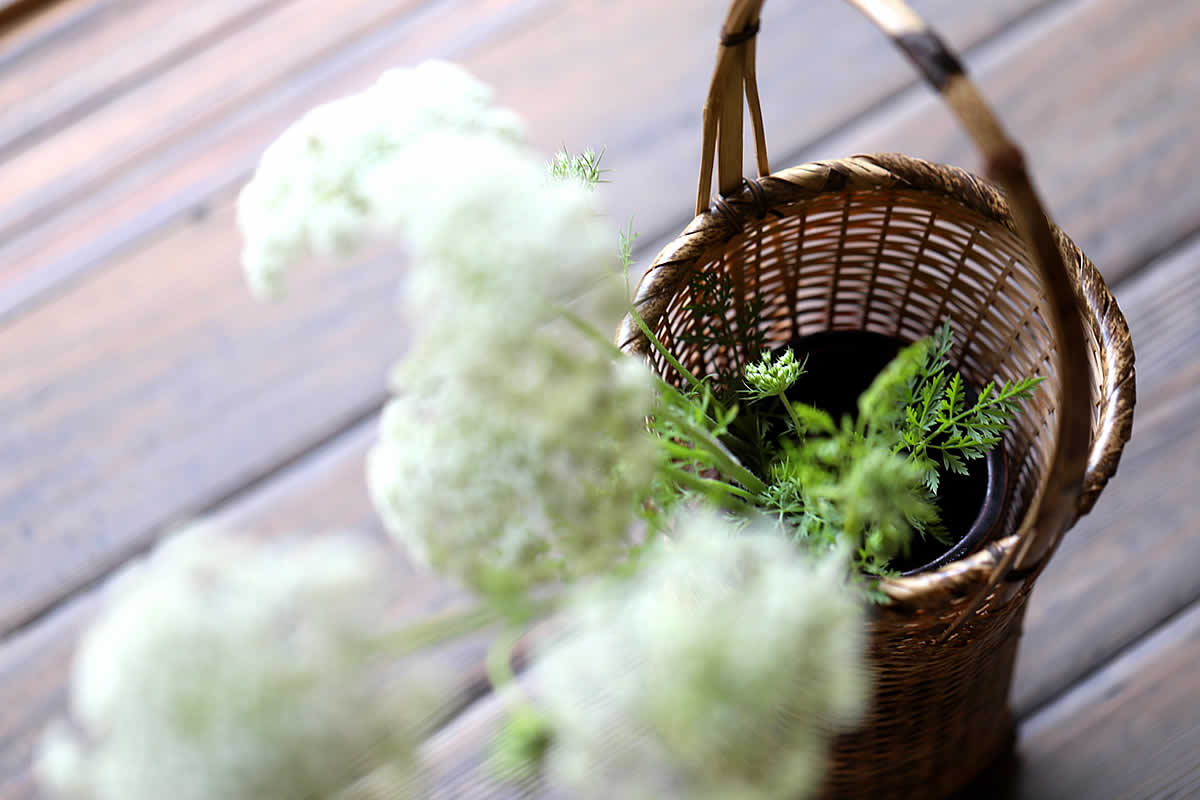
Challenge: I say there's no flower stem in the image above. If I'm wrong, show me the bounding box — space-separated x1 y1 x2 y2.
359 605 499 661
665 416 767 495
666 466 758 509
628 305 718 406
778 393 806 438
486 625 524 692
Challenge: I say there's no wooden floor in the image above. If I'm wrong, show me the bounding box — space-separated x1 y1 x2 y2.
2 0 1199 797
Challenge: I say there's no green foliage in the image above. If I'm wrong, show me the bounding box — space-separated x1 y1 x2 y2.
894 321 1044 494
619 219 638 297
643 316 1041 582
676 270 767 400
490 707 554 782
549 147 608 186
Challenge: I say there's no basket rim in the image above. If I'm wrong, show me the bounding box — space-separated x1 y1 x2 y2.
617 152 1136 610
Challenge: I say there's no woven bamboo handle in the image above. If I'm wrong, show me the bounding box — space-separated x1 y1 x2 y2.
701 0 1093 619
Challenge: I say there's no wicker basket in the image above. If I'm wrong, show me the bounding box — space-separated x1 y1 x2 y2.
616 1 1136 797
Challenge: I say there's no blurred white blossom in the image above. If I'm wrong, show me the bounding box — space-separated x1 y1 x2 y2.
237 59 525 297
394 132 617 329
368 346 658 594
241 55 662 610
535 511 869 800
35 528 437 800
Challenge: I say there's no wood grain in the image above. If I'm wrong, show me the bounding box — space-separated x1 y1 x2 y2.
1012 231 1200 717
1012 600 1200 799
2 0 1200 794
0 418 489 799
812 0 1200 286
409 225 1200 799
0 0 294 157
0 0 1048 314
0 0 426 271
0 0 1059 632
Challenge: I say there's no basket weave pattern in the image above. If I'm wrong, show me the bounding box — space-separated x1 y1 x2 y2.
609 0 1132 796
623 154 1133 575
617 20 1135 793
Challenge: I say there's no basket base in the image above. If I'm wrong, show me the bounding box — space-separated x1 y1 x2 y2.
815 583 1030 800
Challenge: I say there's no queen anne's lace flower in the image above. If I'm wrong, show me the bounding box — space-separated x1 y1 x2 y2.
35 528 436 800
368 344 658 592
243 59 658 599
535 511 869 800
237 60 525 297
395 133 615 318
334 82 650 596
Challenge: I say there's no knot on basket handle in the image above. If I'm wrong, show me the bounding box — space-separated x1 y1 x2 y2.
719 19 760 47
700 0 1094 635
711 177 771 233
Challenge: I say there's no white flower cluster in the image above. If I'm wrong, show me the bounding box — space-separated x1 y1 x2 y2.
36 528 435 800
237 60 525 298
392 131 622 352
536 512 869 800
364 148 655 593
239 59 654 595
369 345 657 590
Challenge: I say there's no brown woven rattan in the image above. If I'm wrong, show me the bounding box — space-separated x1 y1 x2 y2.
616 1 1136 797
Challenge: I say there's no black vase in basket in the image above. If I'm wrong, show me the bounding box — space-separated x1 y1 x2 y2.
770 329 1006 576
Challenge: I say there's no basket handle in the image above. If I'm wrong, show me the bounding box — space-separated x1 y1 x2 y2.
701 0 1093 623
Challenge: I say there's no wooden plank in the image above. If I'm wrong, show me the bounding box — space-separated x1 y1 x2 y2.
0 419 490 800
4 169 1197 800
1012 601 1200 799
0 0 294 158
0 0 1057 628
0 0 102 63
0 0 430 271
2 0 1199 790
0 0 65 36
1011 231 1200 716
0 197 408 634
0 0 1049 314
407 225 1200 798
0 0 562 633
812 0 1200 286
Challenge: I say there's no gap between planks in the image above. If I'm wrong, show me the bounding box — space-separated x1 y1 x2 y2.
2 0 1197 651
2 0 1190 642
1009 598 1200 799
0 0 101 69
0 0 1063 637
3 0 1200 792
0 0 298 159
3 175 1198 800
0 0 1062 320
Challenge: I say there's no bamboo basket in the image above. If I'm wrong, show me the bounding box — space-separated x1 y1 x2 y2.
616 1 1136 797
